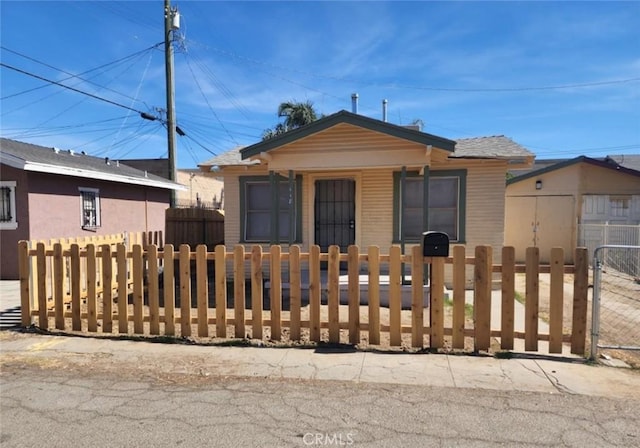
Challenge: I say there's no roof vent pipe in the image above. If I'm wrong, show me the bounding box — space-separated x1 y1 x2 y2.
382 99 388 122
351 93 359 114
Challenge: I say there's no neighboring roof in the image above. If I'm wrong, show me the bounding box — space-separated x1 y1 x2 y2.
452 136 533 160
198 145 252 168
240 110 457 159
507 155 640 185
0 138 185 191
605 154 640 172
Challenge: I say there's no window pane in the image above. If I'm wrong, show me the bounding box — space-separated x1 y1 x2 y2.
404 179 423 208
430 178 457 208
246 183 271 210
246 211 270 240
403 208 423 239
430 209 457 239
82 191 97 227
0 187 11 222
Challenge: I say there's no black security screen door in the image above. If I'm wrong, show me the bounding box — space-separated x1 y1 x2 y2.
314 179 356 253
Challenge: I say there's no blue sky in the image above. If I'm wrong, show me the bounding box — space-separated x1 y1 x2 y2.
1 1 639 168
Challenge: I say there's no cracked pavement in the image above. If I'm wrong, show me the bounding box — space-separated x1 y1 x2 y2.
1 331 640 447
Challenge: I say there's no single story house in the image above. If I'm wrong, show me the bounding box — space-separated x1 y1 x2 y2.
506 155 640 263
0 138 185 279
199 110 533 274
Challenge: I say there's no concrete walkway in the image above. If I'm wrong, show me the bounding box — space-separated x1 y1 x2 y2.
2 331 639 400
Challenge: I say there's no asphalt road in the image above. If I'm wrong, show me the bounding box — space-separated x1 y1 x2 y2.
1 363 638 448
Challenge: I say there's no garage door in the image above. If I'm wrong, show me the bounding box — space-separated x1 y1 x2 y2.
505 195 575 263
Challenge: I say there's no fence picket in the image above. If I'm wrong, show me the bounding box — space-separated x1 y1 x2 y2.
196 244 209 337
411 246 424 348
234 245 245 338
289 245 301 341
37 243 47 329
368 246 381 345
148 245 160 335
71 244 81 331
452 245 466 349
117 244 128 333
525 247 540 351
101 245 113 333
132 245 144 334
309 245 321 342
215 245 227 338
500 246 515 350
549 247 564 353
163 245 175 336
571 248 589 355
348 245 360 345
474 246 492 351
179 244 192 337
270 245 282 341
87 244 97 332
54 243 64 330
328 245 340 343
389 246 402 346
430 256 445 349
251 245 263 339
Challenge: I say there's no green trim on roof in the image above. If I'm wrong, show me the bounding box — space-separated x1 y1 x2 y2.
240 110 456 159
507 155 640 185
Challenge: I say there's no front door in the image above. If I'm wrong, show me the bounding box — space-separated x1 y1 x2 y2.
314 179 355 253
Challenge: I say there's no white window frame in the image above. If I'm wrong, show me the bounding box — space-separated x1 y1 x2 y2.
79 187 101 229
0 181 17 230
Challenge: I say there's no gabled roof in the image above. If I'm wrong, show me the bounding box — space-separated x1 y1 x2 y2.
0 138 185 191
452 135 533 160
507 155 640 185
239 110 457 159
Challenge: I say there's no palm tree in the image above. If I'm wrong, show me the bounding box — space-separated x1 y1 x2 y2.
263 100 319 140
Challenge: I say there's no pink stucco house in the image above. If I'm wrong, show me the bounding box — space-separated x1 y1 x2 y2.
0 138 184 279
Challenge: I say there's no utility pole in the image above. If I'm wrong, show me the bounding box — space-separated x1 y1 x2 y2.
164 0 179 207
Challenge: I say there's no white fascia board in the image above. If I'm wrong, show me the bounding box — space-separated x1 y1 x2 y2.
22 161 187 191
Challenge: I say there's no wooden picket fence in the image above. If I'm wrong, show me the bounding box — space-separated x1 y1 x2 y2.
18 243 589 355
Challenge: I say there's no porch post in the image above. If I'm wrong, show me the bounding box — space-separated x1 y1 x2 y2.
288 170 295 245
270 170 280 244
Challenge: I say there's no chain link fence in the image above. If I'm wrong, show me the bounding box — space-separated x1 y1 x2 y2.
590 245 640 366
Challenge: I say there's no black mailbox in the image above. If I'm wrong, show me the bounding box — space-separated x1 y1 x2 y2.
422 231 449 257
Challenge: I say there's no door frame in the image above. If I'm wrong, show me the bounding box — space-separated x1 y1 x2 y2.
307 172 361 249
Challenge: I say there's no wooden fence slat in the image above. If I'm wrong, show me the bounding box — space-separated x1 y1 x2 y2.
101 244 112 333
411 245 424 348
251 245 263 339
196 244 209 337
500 246 515 350
289 245 301 341
571 247 589 355
234 245 245 338
86 244 97 332
117 244 128 333
70 244 81 331
452 245 466 349
430 256 445 349
132 244 144 334
215 245 227 338
148 245 160 335
549 247 564 353
328 245 340 343
54 243 65 330
474 245 492 351
18 241 31 327
163 245 175 336
389 246 402 346
348 245 360 345
309 245 321 342
525 247 540 351
270 245 282 341
368 246 380 345
179 244 192 337
36 243 47 329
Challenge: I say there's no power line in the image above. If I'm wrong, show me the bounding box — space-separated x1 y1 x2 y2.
0 62 153 117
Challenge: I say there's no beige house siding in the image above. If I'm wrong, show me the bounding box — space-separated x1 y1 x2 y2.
360 169 394 249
